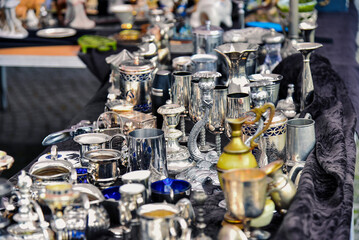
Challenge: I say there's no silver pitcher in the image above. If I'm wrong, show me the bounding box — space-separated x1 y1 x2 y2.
118 56 156 113
215 43 259 94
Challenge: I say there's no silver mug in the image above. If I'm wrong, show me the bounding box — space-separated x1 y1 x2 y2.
74 133 112 166
122 170 151 202
286 118 315 170
189 79 202 123
137 203 191 240
84 149 122 189
119 183 146 225
128 129 168 182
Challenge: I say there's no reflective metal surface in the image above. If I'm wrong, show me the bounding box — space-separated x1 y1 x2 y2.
286 118 315 167
128 129 168 182
122 170 151 202
215 43 258 94
85 149 122 188
137 203 191 240
294 42 323 111
192 21 223 55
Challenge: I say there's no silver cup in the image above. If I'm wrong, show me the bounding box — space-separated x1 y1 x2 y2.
208 86 228 155
225 93 251 138
172 56 192 72
286 118 315 169
137 203 190 240
189 79 201 123
74 133 122 167
128 129 168 182
172 71 192 111
122 170 151 202
191 54 218 73
119 183 146 225
85 149 122 189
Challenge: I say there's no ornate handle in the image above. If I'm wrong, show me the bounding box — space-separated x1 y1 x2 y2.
110 134 129 168
245 102 275 149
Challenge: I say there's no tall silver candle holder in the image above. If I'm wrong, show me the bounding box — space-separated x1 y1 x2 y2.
294 42 322 111
188 71 221 162
158 102 194 176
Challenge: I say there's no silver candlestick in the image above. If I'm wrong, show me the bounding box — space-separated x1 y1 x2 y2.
294 42 322 111
188 71 221 162
158 102 193 176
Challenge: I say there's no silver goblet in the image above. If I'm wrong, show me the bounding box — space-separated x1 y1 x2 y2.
172 71 192 143
189 79 215 153
208 86 228 156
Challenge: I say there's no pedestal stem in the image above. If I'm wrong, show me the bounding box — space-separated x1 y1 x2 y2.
215 134 221 156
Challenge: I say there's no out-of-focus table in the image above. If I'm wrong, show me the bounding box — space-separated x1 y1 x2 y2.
0 45 86 110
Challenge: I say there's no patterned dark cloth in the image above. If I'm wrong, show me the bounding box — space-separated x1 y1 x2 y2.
271 53 356 240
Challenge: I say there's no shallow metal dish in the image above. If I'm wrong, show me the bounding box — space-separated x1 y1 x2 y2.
36 28 77 38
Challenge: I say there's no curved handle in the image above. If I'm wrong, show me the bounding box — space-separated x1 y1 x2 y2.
288 162 305 186
245 102 275 149
110 134 129 168
31 199 50 240
172 216 190 240
267 175 289 196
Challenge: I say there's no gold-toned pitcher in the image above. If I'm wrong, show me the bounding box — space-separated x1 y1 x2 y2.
217 102 275 189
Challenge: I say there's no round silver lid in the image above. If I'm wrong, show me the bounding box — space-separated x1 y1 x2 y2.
192 21 224 37
262 29 285 44
119 57 155 73
249 73 283 82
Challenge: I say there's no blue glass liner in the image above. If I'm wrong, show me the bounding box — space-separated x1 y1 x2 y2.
102 186 121 200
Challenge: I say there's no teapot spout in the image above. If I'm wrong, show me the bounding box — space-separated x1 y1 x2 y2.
214 48 232 69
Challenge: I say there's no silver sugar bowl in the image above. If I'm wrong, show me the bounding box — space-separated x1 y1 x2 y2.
118 56 156 113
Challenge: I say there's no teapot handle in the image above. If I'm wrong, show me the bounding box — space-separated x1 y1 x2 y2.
172 216 191 240
245 102 275 149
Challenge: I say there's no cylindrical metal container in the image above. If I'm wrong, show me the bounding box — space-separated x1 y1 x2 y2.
192 20 223 55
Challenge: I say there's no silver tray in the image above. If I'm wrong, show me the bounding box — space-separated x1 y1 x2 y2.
36 28 77 38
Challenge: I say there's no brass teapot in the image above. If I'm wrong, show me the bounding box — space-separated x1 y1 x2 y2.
217 102 275 188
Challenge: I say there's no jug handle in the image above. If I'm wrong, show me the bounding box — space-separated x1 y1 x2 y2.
110 134 129 168
172 216 191 240
245 102 275 149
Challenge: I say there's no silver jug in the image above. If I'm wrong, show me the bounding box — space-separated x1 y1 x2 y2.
118 56 156 113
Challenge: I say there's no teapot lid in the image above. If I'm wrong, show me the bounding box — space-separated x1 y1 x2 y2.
119 56 155 73
193 21 224 37
262 29 285 44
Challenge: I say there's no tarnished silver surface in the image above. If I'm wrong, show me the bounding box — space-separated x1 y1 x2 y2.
286 118 315 166
215 43 258 94
172 56 192 72
221 169 268 235
294 42 323 111
85 149 122 188
128 129 168 182
137 203 191 240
